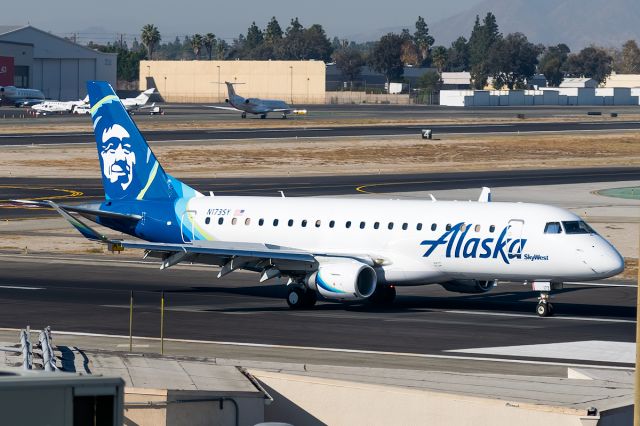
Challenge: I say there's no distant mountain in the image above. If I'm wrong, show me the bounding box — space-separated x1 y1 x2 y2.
430 0 640 50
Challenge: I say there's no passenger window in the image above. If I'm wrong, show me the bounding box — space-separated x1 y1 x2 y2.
232 218 238 225
288 219 294 227
461 224 467 232
402 223 408 230
315 220 321 228
417 223 423 231
301 220 307 228
388 222 394 230
245 218 251 225
259 218 264 226
273 219 279 226
374 222 380 230
360 221 366 229
446 224 452 231
329 220 335 228
346 221 352 229
431 223 437 231
489 225 495 233
205 217 211 225
544 222 562 234
474 224 481 232
218 217 224 225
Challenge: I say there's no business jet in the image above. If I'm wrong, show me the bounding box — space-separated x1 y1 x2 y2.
14 81 624 317
121 88 156 114
0 85 45 107
31 96 89 115
207 82 306 119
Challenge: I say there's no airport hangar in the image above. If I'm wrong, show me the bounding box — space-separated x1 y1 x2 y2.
0 25 116 100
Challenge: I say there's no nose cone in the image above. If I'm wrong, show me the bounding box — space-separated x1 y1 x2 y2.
589 241 625 277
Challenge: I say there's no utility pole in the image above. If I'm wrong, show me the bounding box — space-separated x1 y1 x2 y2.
635 226 640 426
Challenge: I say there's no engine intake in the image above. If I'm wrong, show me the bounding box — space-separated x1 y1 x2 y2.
306 258 377 301
441 279 496 294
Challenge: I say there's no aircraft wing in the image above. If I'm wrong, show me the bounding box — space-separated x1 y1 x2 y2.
204 105 243 112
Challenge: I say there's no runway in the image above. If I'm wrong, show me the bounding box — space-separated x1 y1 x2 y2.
2 167 640 219
0 253 634 367
2 120 640 146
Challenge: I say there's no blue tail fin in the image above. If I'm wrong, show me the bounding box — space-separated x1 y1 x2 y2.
87 81 198 201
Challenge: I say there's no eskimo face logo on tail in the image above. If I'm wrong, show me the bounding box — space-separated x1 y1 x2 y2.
100 124 135 190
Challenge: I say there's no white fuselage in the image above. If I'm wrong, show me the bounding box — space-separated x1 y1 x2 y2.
179 196 624 286
228 94 292 115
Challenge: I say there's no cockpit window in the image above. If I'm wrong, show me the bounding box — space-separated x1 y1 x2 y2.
544 222 562 234
562 221 596 234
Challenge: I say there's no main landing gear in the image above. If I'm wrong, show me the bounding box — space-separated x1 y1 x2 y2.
260 113 267 119
241 112 247 118
286 286 317 309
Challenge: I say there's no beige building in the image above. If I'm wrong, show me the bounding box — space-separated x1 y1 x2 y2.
139 60 326 104
604 72 640 88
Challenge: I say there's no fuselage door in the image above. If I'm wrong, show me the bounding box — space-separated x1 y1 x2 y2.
507 219 525 258
180 210 197 243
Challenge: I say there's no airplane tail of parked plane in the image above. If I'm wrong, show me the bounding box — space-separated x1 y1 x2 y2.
135 88 155 104
87 81 197 202
224 81 239 99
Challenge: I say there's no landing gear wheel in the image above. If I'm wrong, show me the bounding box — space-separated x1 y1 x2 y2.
536 302 549 317
282 114 288 119
303 290 317 308
286 287 305 309
536 291 554 317
241 112 247 118
260 114 267 119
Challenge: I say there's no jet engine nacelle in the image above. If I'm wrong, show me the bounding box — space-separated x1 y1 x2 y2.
440 279 496 294
306 258 377 301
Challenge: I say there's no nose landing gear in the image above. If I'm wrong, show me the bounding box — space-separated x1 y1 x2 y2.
532 281 562 317
536 292 554 317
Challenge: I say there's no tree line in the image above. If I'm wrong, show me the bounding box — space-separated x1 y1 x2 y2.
86 15 640 91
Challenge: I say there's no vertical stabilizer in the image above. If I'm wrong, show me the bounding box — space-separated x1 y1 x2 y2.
87 81 197 201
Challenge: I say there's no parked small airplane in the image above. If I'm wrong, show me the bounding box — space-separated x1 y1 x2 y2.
207 82 306 119
121 88 156 113
15 81 624 317
0 86 45 107
31 96 89 115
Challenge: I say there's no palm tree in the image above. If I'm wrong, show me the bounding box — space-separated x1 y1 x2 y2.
203 33 216 60
191 34 203 59
141 24 161 60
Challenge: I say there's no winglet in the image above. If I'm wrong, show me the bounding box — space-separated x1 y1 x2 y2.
478 187 492 202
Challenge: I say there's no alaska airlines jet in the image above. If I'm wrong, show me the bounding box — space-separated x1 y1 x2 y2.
207 82 305 119
16 82 624 317
0 86 45 107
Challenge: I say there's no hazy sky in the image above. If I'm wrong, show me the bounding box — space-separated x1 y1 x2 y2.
6 0 484 43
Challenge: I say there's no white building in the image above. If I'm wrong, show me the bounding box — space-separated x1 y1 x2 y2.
0 25 116 100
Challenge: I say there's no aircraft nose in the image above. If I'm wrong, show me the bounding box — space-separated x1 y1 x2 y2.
587 241 625 277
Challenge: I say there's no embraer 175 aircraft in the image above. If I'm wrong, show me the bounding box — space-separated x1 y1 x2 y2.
208 82 305 119
0 85 45 107
16 82 624 317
